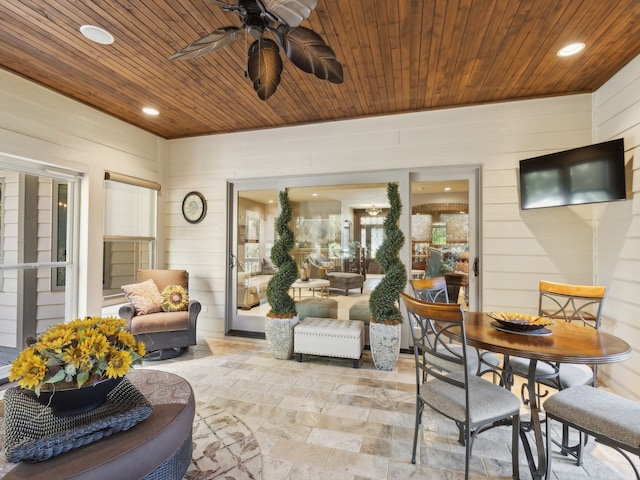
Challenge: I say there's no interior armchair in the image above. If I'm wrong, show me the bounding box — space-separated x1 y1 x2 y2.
119 269 201 360
306 253 336 279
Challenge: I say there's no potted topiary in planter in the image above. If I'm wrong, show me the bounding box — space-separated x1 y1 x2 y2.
368 182 408 370
265 189 299 359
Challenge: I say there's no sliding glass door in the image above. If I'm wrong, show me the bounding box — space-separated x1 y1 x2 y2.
410 169 479 311
226 180 279 334
226 168 480 342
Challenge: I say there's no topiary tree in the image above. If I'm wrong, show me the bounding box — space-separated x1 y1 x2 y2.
266 189 298 318
369 182 408 324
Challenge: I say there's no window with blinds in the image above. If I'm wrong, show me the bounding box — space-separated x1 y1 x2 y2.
103 173 159 300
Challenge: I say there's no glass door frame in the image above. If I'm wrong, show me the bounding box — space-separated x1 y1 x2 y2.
226 178 278 335
410 166 481 312
226 167 480 346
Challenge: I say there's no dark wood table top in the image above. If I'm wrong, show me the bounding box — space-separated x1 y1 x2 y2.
459 312 631 364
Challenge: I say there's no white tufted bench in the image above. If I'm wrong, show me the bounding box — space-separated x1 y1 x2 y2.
294 317 364 368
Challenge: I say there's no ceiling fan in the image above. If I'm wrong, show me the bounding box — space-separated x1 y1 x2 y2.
170 0 344 100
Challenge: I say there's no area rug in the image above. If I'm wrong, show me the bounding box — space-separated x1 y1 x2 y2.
184 403 262 480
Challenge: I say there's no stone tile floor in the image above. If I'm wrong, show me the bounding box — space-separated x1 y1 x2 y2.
141 337 638 480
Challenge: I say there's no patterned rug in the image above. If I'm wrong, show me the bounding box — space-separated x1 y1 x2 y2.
185 403 262 480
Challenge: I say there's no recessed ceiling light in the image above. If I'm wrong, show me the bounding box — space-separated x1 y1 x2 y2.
557 42 585 57
79 25 114 45
444 187 451 191
312 193 318 197
142 107 160 116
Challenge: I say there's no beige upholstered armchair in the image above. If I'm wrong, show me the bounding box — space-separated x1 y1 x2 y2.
119 269 201 360
306 253 336 279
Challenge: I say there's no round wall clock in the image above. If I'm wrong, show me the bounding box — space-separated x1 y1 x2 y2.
182 191 207 224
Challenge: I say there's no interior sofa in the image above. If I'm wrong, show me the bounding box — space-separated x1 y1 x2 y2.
237 258 277 309
238 272 273 309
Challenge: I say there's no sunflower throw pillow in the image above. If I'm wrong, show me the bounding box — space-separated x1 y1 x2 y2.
161 285 189 312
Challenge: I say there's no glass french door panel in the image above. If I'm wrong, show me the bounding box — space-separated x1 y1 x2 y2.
228 179 393 336
230 184 279 334
410 169 479 310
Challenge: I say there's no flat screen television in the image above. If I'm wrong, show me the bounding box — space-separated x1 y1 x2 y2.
519 138 626 210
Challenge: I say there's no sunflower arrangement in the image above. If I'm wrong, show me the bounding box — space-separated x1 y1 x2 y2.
9 317 146 395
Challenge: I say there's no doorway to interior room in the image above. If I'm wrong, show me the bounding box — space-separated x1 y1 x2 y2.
410 174 476 310
226 168 480 340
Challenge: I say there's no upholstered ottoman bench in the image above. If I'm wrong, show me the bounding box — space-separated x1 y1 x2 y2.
294 317 365 368
326 272 364 295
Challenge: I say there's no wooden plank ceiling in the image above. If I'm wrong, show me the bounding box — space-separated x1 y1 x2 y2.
2 1 640 139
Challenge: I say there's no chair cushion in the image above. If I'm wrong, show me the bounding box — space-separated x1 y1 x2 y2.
161 285 189 312
544 385 640 449
424 371 521 425
130 311 190 334
121 279 163 315
508 357 593 388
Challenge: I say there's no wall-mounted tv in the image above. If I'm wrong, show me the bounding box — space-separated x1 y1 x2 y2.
519 138 626 210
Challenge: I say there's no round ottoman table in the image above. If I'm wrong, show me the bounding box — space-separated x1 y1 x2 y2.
349 299 371 345
0 369 194 480
296 297 338 320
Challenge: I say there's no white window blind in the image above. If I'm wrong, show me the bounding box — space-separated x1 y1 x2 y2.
104 177 157 237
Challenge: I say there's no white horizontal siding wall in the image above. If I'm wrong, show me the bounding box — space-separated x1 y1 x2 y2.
3 63 636 397
0 69 167 318
593 55 640 400
168 94 594 337
0 173 19 345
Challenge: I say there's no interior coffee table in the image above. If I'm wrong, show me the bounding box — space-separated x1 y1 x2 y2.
291 278 330 301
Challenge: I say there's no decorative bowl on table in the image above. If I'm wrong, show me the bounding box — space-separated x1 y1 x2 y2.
487 311 553 332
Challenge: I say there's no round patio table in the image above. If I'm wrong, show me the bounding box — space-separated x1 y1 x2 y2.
458 312 631 480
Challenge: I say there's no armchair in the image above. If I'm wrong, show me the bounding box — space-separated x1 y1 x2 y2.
306 253 335 279
119 269 201 360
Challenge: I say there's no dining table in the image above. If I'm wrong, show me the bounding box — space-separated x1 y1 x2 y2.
455 312 632 480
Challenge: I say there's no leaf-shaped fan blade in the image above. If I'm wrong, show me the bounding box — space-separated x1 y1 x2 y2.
277 26 343 83
263 0 317 27
169 26 243 60
247 39 283 100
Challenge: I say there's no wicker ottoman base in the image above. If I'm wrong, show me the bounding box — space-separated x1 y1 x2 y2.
143 431 193 480
294 317 364 368
3 371 195 480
